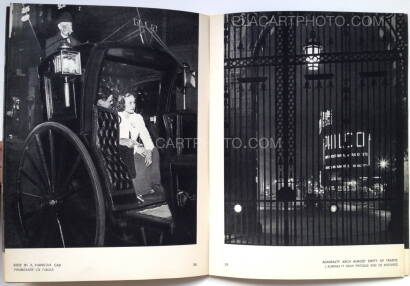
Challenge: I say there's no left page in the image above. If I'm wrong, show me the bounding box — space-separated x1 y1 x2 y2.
1 2 209 282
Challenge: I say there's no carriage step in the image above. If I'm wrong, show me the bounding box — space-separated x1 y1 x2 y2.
113 200 167 212
111 189 136 197
113 203 143 212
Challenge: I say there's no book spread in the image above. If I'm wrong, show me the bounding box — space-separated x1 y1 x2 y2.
0 0 409 282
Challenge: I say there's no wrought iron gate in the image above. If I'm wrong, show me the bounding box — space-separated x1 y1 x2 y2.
224 12 408 246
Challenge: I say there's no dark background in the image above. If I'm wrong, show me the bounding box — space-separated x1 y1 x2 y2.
4 4 199 137
3 4 199 248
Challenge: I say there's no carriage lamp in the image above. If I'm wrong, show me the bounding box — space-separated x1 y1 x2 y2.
182 63 196 110
6 96 21 120
52 38 82 107
303 31 322 71
183 64 196 89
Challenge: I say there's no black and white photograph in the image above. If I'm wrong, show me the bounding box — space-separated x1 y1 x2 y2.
224 12 409 246
3 3 198 248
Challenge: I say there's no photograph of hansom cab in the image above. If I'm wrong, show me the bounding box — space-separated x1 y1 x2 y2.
3 4 198 247
224 12 408 246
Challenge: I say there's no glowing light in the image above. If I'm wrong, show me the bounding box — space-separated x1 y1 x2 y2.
378 159 389 169
347 180 357 186
234 204 242 213
330 204 338 213
303 32 322 71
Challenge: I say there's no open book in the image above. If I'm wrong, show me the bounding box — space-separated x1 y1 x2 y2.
1 1 409 282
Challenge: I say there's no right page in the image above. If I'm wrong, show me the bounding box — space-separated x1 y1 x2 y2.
209 11 410 279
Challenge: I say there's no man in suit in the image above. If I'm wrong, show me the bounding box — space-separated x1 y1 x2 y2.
45 12 80 57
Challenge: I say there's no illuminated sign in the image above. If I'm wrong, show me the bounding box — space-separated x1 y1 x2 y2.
324 131 367 150
322 131 371 169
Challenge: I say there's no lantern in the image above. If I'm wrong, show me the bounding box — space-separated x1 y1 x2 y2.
52 39 82 107
181 63 196 110
303 31 322 71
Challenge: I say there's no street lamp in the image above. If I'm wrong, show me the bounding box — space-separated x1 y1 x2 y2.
234 204 242 213
378 158 389 197
330 204 338 213
378 159 389 169
303 31 322 71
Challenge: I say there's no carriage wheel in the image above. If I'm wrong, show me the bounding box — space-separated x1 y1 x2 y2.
16 122 105 247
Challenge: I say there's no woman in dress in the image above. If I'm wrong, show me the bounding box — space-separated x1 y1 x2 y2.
117 92 165 198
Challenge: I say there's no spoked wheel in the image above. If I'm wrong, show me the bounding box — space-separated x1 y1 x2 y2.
16 122 105 247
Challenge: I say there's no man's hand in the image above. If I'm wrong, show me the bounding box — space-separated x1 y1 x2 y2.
97 94 114 109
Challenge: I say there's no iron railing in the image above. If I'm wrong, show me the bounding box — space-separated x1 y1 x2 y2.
224 12 408 246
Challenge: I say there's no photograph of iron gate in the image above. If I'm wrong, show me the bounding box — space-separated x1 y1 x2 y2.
224 12 408 246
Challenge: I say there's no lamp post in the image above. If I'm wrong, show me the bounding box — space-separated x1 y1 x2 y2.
303 31 322 71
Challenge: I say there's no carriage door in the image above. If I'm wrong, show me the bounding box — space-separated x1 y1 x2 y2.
224 13 408 246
